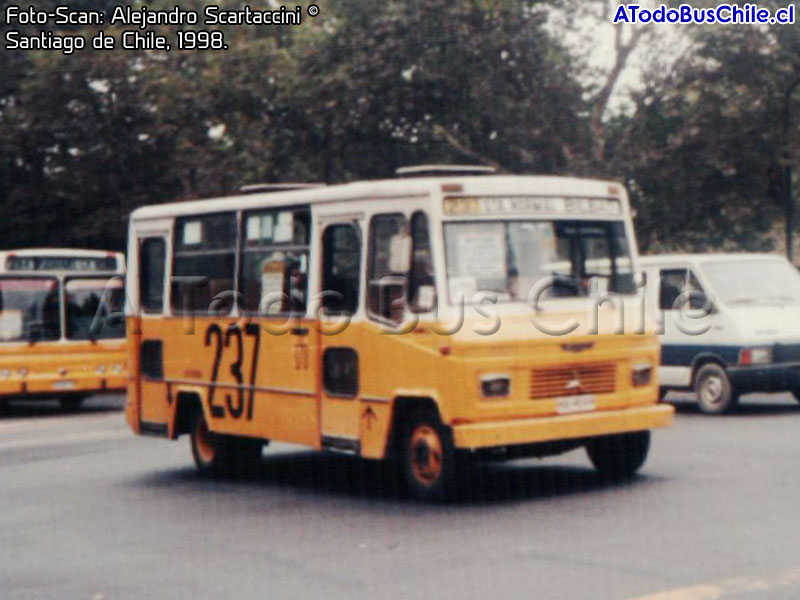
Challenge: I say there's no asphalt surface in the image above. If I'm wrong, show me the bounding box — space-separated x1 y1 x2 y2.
2 392 800 600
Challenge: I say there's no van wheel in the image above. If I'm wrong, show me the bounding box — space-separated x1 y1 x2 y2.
694 363 738 414
790 388 800 404
401 410 457 501
59 396 85 412
190 413 263 476
586 431 650 479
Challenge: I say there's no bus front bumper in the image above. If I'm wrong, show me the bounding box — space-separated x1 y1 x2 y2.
451 404 674 450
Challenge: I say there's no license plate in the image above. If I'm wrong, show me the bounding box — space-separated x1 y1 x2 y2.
52 380 76 390
556 394 595 414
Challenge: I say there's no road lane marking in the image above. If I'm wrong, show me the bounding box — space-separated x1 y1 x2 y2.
627 566 800 599
0 428 130 452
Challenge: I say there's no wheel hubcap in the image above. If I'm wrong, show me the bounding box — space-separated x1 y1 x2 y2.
410 425 443 485
701 375 724 405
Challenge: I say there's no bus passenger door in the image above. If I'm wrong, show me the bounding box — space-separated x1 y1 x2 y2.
133 229 171 432
317 219 364 453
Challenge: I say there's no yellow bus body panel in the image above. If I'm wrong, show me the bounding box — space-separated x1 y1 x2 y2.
0 340 127 398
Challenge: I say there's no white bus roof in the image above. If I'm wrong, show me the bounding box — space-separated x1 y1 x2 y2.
639 253 786 266
130 175 629 221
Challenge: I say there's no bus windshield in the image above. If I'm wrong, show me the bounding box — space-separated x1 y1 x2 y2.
444 220 634 303
65 277 126 340
0 278 61 342
701 259 800 306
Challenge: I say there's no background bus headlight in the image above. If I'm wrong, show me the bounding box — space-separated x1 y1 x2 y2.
0 369 10 379
739 347 772 365
632 363 652 387
481 374 511 398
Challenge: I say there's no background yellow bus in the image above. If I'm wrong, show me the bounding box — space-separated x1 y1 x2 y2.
0 249 127 411
126 171 673 499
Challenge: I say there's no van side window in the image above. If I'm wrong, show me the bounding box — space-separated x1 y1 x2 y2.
172 213 237 314
659 268 707 310
241 208 310 315
409 211 436 312
322 224 361 315
368 214 408 322
140 238 166 314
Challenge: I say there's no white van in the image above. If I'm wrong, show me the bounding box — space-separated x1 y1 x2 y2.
640 253 800 414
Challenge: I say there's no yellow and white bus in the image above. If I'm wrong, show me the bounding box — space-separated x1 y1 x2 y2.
0 248 127 411
126 169 673 499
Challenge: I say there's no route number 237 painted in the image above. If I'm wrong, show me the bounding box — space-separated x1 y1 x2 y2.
204 323 260 421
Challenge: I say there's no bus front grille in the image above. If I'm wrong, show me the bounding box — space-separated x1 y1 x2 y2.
529 363 616 400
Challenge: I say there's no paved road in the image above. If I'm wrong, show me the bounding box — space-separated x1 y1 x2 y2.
2 393 800 600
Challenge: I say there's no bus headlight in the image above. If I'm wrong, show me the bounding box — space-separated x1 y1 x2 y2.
96 365 108 374
739 347 772 365
481 374 511 398
632 363 652 387
111 364 124 374
18 368 28 378
0 369 10 379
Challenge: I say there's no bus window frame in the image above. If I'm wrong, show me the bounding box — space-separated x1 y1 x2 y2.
239 206 312 318
366 211 409 326
171 211 238 317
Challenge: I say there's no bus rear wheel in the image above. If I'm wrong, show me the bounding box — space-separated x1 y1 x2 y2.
401 410 457 501
190 413 263 477
586 431 650 480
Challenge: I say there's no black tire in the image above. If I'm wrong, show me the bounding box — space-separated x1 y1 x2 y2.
59 396 86 412
400 409 457 501
586 431 650 479
190 412 263 477
694 363 738 414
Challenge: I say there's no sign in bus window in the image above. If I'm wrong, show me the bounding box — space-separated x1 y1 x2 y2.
0 278 61 342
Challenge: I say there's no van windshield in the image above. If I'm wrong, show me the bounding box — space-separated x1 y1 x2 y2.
702 259 800 306
443 220 634 303
0 277 61 342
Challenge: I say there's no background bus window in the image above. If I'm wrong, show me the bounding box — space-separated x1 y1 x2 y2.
172 213 236 314
0 278 61 342
368 213 408 322
65 278 126 340
140 238 166 314
241 209 310 314
322 224 361 315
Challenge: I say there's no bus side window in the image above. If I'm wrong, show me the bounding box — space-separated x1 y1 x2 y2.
368 213 409 323
409 211 436 312
140 238 166 314
322 224 361 315
172 213 237 315
241 208 310 315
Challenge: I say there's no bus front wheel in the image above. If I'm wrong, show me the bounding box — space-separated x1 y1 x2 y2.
401 410 457 501
586 431 650 479
190 413 263 477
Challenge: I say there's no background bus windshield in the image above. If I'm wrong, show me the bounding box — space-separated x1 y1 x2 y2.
0 278 61 342
444 220 634 303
